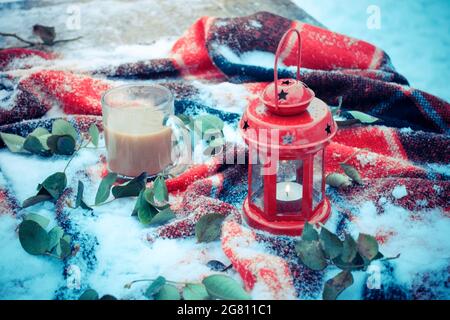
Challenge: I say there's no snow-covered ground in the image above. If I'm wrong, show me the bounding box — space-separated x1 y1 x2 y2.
294 0 450 101
0 0 448 300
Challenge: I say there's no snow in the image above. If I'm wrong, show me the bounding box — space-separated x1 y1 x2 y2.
0 136 241 299
0 0 448 300
71 200 231 298
0 214 64 299
323 199 450 299
293 0 450 102
194 81 251 114
352 201 450 292
216 46 286 70
392 185 408 199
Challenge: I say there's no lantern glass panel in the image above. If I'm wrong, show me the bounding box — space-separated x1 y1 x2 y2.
250 155 264 212
313 150 324 210
276 160 303 214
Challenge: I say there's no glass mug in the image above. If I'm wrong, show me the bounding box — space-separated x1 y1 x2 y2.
101 84 190 178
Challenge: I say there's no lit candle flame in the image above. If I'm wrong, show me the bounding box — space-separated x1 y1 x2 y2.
285 183 290 197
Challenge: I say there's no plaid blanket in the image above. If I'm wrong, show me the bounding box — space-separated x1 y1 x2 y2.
0 12 449 300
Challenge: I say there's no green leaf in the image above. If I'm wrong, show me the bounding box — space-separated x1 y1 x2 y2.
74 181 92 210
22 194 53 208
18 220 50 255
138 201 158 225
149 207 176 226
144 276 166 299
29 127 50 137
347 111 379 124
95 172 118 205
24 213 50 229
295 240 328 271
79 289 99 300
59 237 71 259
340 163 363 185
155 284 181 300
37 134 51 150
112 172 147 198
88 124 99 147
62 234 71 243
194 114 224 135
341 234 358 263
153 176 168 203
357 233 379 261
52 119 78 141
202 275 251 300
195 213 225 243
0 132 25 153
302 221 319 241
75 180 84 208
182 283 209 300
47 135 76 155
23 135 46 155
320 227 343 259
42 172 67 199
325 173 352 188
323 270 354 300
143 188 169 209
47 226 64 251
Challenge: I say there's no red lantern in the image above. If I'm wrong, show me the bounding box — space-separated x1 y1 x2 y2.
240 29 337 236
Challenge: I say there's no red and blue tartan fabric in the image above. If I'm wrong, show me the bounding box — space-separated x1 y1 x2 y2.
0 12 448 299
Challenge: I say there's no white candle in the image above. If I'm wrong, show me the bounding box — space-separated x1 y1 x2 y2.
276 181 302 201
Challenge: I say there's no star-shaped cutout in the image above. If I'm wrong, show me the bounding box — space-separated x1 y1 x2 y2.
278 89 288 100
255 105 267 115
281 80 291 85
281 133 295 145
325 123 331 135
242 120 250 131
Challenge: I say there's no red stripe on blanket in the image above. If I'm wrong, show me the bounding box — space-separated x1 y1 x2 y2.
19 70 111 115
0 48 55 70
171 17 224 79
283 21 382 71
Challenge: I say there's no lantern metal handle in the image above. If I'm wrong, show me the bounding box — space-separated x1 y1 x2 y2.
273 28 302 110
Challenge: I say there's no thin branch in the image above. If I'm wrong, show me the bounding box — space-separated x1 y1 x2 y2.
0 32 82 48
52 36 83 44
0 31 37 46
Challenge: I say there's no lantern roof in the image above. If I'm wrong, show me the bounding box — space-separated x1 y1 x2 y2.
261 78 315 115
240 94 337 150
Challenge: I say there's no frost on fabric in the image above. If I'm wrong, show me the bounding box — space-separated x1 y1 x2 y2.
349 201 450 299
392 185 408 199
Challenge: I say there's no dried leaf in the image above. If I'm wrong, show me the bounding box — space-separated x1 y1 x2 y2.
319 227 343 259
357 233 379 261
325 173 352 188
295 240 328 271
33 24 56 45
323 270 354 300
341 234 358 263
340 163 363 185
